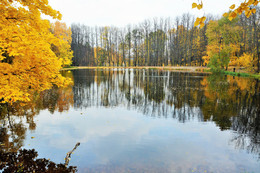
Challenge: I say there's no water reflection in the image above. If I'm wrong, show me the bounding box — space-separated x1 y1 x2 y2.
0 149 77 172
1 69 260 172
0 71 75 171
73 69 260 125
72 69 260 160
73 70 206 121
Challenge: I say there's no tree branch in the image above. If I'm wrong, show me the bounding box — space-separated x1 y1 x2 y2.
64 142 80 167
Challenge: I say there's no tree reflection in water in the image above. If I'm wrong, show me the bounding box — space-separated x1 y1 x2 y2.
73 69 260 158
0 71 76 172
0 69 260 171
73 69 206 121
0 102 77 172
0 149 77 172
230 80 260 159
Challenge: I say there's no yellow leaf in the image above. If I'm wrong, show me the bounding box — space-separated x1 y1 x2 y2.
197 4 203 10
228 16 234 21
200 23 205 28
223 12 228 17
201 16 206 22
194 18 200 27
251 8 256 14
237 7 243 14
253 1 259 6
230 4 235 9
230 12 237 18
245 10 252 18
192 3 197 9
248 0 254 5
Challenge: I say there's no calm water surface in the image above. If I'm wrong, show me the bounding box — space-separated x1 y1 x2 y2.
1 69 260 173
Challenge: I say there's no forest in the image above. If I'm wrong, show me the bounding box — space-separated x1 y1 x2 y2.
71 9 260 73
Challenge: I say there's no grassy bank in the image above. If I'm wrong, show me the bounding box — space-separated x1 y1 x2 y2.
222 70 260 79
205 68 260 79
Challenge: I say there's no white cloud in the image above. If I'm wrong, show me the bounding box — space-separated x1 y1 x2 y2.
23 107 259 172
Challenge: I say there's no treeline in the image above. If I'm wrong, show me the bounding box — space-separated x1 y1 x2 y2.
71 9 260 71
71 14 210 66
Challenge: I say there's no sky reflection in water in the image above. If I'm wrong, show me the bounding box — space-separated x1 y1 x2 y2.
3 69 260 173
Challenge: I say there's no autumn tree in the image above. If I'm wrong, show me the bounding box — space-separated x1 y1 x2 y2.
205 16 241 71
0 0 71 104
193 0 260 72
50 21 73 67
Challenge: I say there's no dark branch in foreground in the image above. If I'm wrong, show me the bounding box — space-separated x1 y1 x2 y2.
65 142 80 167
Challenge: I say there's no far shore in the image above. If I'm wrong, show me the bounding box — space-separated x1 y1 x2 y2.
61 66 260 79
61 66 210 73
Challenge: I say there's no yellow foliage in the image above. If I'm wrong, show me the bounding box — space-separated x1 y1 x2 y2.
193 0 260 25
194 17 206 28
229 56 239 66
203 19 241 68
202 56 210 66
251 8 257 14
50 21 73 67
237 53 255 70
0 0 71 104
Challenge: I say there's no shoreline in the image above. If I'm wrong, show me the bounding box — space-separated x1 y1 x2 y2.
61 66 209 73
61 66 260 79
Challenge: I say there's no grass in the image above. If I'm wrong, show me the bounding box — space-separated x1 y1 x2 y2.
222 70 260 79
208 69 260 79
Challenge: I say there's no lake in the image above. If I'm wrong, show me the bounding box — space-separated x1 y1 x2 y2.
1 69 260 173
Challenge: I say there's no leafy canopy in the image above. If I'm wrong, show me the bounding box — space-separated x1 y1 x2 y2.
0 0 71 104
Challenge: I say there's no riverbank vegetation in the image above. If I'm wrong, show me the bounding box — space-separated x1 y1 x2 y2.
1 0 260 105
71 7 260 74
